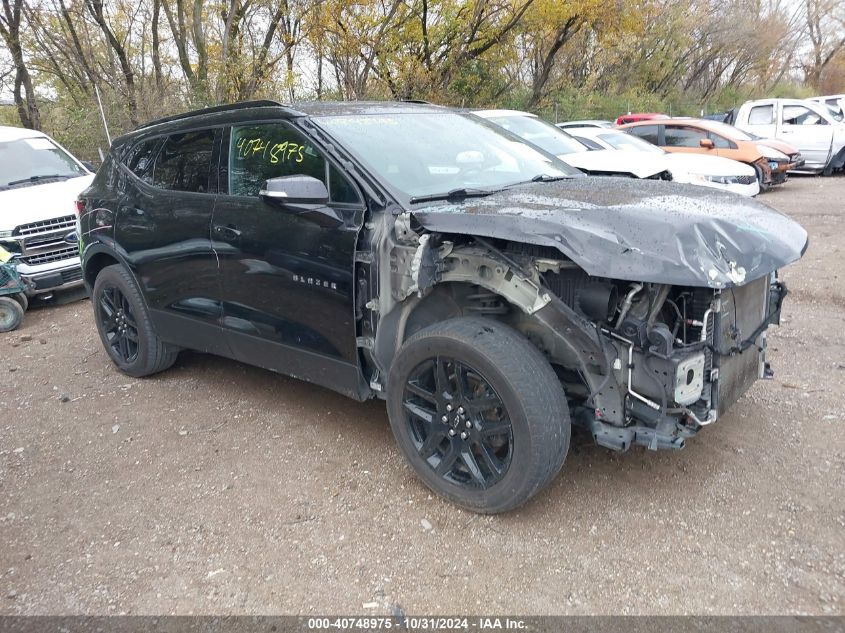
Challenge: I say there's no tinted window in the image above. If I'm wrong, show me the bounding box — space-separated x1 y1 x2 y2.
782 105 825 126
329 164 360 204
748 105 774 125
229 123 325 197
628 125 659 144
664 126 707 148
710 133 732 149
123 139 161 184
153 130 215 193
594 132 664 154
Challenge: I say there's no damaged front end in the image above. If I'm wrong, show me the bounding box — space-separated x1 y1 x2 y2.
369 179 807 452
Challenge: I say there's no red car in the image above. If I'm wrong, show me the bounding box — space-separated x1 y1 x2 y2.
615 112 668 125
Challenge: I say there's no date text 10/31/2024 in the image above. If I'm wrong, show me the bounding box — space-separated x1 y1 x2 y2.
307 617 527 630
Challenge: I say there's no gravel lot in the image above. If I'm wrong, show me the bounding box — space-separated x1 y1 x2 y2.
1 175 843 616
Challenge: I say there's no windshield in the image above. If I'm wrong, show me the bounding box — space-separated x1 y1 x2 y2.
485 115 589 156
705 120 754 141
0 136 86 189
317 112 580 200
594 131 666 154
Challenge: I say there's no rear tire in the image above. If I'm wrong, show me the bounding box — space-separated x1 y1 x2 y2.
0 297 24 332
386 317 570 513
92 264 178 377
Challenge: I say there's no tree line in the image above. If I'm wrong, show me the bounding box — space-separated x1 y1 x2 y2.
1 0 844 159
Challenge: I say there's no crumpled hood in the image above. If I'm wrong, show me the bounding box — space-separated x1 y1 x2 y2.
756 137 801 158
0 175 94 229
411 176 808 288
561 149 670 179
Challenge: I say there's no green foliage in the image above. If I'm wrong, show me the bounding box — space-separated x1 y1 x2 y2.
3 0 842 161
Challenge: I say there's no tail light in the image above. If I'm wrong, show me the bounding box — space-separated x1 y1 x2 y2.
75 199 85 216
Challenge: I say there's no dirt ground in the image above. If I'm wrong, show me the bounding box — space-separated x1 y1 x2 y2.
1 175 843 616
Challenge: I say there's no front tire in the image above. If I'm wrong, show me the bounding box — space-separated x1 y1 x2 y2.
386 317 570 513
92 264 178 377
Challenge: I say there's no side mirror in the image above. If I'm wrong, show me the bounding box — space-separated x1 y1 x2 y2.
260 175 329 204
699 138 715 149
81 161 97 172
259 175 341 228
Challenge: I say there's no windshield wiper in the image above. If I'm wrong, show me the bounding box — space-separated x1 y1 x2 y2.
499 174 573 189
6 174 75 187
530 173 571 183
410 188 497 204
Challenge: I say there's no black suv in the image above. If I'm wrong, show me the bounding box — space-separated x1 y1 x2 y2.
79 100 807 513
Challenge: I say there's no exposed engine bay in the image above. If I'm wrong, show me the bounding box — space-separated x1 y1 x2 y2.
364 212 791 453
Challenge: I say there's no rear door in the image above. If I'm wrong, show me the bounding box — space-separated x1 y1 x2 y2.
211 119 367 397
114 128 227 354
662 124 712 155
778 104 833 169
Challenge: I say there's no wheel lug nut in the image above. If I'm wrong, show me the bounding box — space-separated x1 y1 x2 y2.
458 406 464 414
448 429 456 436
446 404 452 412
460 432 468 440
441 415 448 423
465 421 471 428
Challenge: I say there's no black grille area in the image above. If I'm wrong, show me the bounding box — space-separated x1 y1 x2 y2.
543 268 602 308
717 277 768 414
646 170 673 181
735 175 756 185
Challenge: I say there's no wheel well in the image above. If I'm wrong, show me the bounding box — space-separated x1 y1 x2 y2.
84 252 119 288
403 283 512 342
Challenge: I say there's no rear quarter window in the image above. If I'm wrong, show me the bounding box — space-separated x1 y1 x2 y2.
122 138 162 184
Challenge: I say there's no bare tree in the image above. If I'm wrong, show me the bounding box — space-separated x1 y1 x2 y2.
0 0 41 129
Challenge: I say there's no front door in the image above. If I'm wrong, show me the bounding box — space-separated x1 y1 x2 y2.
211 120 367 397
662 124 714 156
778 104 833 169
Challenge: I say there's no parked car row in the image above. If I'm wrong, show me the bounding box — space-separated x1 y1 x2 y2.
478 109 761 196
553 96 845 194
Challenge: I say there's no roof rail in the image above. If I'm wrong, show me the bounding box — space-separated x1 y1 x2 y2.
134 100 292 131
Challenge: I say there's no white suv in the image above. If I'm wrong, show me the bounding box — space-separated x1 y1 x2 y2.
0 126 94 297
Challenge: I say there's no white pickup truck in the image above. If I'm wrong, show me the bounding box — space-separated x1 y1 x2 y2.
0 126 94 298
728 98 845 175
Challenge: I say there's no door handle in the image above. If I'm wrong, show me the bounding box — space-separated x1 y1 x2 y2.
213 224 242 238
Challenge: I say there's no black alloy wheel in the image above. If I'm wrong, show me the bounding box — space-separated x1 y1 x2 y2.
92 264 178 377
97 285 139 364
403 356 513 489
387 317 571 513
